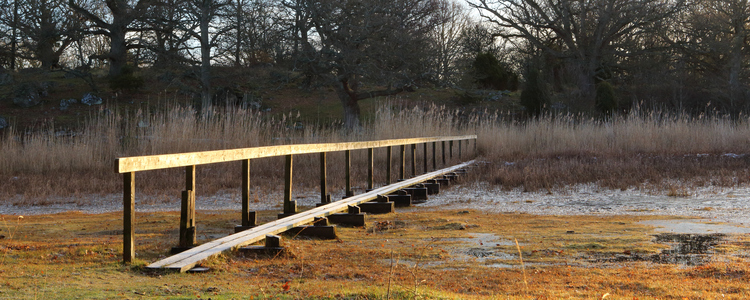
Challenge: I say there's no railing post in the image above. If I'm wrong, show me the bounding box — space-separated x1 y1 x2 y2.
241 159 253 227
367 148 374 190
179 165 196 248
449 140 454 160
442 141 446 165
283 155 296 214
459 140 462 159
432 142 437 170
399 145 405 180
474 138 477 155
320 152 329 204
411 144 416 177
386 146 392 185
423 143 428 173
345 150 353 197
123 172 134 263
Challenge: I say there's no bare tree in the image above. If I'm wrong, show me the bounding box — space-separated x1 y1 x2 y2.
144 0 194 68
468 0 687 109
304 0 449 128
0 0 20 69
69 0 154 77
173 0 232 107
671 0 750 110
428 1 470 86
218 0 287 66
6 0 82 69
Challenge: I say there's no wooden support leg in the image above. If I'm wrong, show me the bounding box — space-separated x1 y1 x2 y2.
386 146 392 185
459 140 462 159
345 150 353 197
178 165 196 249
123 172 135 263
411 144 416 177
236 160 257 232
442 141 446 165
399 145 405 180
432 142 437 170
235 211 256 232
179 189 196 248
423 143 428 173
449 140 454 160
283 155 296 214
241 159 251 226
367 148 374 190
320 152 330 204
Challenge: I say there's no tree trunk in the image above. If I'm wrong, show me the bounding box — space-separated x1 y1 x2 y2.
200 2 213 109
728 1 746 110
38 14 57 69
571 57 598 111
10 0 18 70
108 24 128 77
233 0 243 67
335 83 361 129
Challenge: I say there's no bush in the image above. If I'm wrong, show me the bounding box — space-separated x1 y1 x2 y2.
520 68 549 117
109 65 144 90
473 52 518 91
595 81 617 115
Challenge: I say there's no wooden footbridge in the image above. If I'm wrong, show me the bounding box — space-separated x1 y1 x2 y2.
114 135 477 272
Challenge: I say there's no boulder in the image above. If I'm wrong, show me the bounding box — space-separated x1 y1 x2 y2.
81 93 102 106
60 99 77 111
12 82 50 108
0 67 12 85
0 116 8 129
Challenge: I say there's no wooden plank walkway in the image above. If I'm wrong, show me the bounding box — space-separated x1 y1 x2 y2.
147 160 475 272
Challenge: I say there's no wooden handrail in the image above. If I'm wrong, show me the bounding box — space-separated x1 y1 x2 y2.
114 135 477 173
116 134 477 264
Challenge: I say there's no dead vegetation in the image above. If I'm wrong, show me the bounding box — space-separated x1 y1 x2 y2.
2 102 750 204
1 210 748 299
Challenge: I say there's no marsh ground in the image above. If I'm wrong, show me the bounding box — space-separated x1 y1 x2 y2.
2 180 750 299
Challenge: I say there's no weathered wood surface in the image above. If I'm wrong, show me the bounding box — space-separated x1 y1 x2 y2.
123 172 135 263
115 135 477 173
146 160 475 272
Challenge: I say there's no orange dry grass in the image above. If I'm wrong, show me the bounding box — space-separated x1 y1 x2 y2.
1 210 748 299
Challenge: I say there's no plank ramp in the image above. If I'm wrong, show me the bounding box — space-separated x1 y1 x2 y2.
147 160 475 272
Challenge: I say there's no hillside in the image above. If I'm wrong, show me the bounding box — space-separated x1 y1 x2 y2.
0 66 521 132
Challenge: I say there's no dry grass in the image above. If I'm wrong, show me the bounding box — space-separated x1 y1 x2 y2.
1 209 748 299
477 111 750 159
472 154 750 192
1 103 750 203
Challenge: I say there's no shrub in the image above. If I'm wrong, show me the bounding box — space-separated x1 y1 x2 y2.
109 64 144 90
520 68 549 117
473 52 519 91
596 81 617 115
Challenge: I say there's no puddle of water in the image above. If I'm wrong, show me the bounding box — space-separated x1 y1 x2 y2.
453 232 515 247
655 233 725 255
592 233 726 266
441 233 519 264
639 219 750 234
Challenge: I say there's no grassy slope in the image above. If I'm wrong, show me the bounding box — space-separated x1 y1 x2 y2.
0 66 517 132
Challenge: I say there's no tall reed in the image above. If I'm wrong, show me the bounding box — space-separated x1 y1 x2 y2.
1 103 749 203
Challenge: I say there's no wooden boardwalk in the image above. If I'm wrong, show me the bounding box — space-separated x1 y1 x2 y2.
147 160 474 272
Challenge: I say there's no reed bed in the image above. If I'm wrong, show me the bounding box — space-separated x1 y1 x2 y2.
477 110 750 159
1 103 749 204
